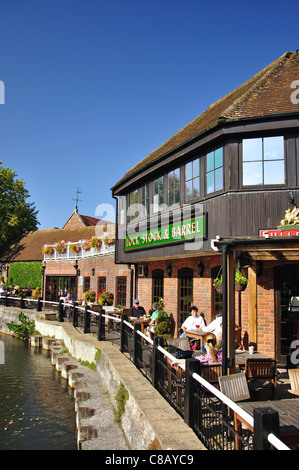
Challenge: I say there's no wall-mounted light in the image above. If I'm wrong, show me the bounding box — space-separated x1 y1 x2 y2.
167 264 172 278
74 262 80 277
197 259 204 277
91 267 95 276
144 266 148 278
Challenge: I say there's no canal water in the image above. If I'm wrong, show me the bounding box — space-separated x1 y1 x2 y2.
0 333 77 450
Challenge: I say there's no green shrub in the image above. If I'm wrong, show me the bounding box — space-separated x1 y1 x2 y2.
8 262 42 289
7 312 36 340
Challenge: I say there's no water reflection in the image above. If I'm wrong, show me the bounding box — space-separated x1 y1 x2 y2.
0 333 77 450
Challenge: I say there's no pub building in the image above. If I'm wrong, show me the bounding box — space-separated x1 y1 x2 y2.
111 50 299 371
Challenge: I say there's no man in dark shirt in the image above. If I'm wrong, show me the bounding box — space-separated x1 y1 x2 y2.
129 299 146 318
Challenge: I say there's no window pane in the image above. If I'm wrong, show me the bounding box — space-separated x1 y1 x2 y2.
264 136 284 160
186 180 192 200
243 161 263 185
193 178 200 198
207 172 214 194
243 138 262 162
207 151 214 172
215 147 223 168
264 160 284 184
215 167 223 192
193 159 200 178
186 161 192 181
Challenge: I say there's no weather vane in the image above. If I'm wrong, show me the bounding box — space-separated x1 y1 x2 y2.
73 187 82 212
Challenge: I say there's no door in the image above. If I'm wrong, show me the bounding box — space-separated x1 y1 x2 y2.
274 265 299 366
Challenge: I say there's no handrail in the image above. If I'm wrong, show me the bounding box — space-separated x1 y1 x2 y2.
267 433 290 450
1 297 290 450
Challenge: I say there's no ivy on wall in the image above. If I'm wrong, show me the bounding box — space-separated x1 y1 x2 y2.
7 262 42 289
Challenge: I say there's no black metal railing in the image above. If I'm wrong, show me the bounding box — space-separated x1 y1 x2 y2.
0 296 290 451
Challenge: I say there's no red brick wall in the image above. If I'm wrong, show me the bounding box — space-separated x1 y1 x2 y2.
44 253 132 307
136 257 277 356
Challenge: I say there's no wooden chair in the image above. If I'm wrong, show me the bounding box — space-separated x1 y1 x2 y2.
245 358 277 400
199 363 222 386
219 373 250 402
219 373 251 450
288 369 299 396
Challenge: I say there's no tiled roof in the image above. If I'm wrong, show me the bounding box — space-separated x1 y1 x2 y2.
2 227 99 262
112 51 299 191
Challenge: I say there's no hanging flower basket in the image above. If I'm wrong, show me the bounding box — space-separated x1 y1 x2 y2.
89 237 102 250
42 245 54 257
55 241 67 253
213 269 248 293
235 282 247 292
69 243 81 254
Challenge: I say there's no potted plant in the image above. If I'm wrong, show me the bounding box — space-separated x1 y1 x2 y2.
69 243 81 254
42 245 54 257
213 270 248 293
55 240 67 253
235 269 248 291
82 240 91 251
97 289 114 306
213 274 223 294
82 289 96 304
89 237 102 250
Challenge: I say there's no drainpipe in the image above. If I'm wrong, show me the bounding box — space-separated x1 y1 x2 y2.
222 243 228 377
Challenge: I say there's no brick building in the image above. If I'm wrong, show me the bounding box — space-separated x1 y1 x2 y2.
3 209 133 308
111 50 299 367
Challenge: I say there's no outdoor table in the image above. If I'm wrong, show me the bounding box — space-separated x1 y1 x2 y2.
235 350 272 369
130 317 150 333
185 329 208 348
237 398 299 447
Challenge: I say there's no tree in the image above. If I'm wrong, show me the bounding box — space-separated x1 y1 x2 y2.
0 162 39 254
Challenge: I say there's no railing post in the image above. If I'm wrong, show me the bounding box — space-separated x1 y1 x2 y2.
152 336 164 390
58 298 64 322
5 293 9 307
133 323 141 368
37 295 42 312
184 358 202 428
97 308 106 341
83 304 90 333
73 301 78 327
20 295 25 309
120 314 128 353
253 407 280 450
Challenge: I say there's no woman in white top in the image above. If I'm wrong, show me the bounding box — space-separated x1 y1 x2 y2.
180 306 206 337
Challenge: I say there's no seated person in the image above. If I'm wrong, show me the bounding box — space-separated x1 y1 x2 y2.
202 314 222 347
64 292 75 317
180 306 206 337
129 299 146 318
147 302 167 339
172 333 222 369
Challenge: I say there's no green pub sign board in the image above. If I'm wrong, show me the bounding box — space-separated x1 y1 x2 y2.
125 214 206 251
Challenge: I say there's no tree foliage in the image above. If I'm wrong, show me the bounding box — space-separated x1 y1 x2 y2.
0 162 39 253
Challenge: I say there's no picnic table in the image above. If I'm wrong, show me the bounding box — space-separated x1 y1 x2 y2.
130 317 150 333
235 350 272 368
238 398 299 447
184 329 208 347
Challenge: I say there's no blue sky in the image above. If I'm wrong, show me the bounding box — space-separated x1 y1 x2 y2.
0 0 298 229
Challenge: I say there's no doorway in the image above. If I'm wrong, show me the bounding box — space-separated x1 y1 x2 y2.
274 265 299 366
45 276 76 302
178 268 193 326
